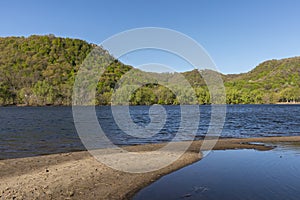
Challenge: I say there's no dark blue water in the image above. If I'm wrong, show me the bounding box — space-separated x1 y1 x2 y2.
1 105 300 159
133 143 300 200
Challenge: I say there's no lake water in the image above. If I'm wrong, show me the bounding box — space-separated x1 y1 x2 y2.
1 105 300 159
133 142 300 200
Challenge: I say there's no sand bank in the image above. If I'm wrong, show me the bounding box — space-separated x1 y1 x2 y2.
1 136 300 200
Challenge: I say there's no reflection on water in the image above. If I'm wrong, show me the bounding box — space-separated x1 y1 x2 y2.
134 143 300 200
271 142 300 156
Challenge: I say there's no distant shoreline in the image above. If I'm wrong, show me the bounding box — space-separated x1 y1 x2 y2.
275 102 300 105
1 103 300 107
1 136 300 199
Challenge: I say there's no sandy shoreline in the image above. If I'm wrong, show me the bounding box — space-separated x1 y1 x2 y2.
1 136 300 200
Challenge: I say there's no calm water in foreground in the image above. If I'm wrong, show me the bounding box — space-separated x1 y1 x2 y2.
134 142 300 200
0 104 300 159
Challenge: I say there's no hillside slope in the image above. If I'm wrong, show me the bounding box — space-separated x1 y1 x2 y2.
0 35 131 105
0 35 299 105
225 57 300 103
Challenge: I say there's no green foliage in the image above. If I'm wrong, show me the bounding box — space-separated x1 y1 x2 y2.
0 35 94 105
0 35 300 106
226 57 300 104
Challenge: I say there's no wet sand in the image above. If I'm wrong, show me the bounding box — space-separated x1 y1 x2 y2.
1 136 300 200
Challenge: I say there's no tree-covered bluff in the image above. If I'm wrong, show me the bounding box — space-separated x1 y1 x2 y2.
0 35 299 106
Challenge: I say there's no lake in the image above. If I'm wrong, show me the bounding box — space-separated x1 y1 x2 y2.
133 142 300 200
1 104 300 159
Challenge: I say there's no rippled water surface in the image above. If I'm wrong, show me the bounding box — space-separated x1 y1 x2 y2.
1 105 300 159
134 142 300 200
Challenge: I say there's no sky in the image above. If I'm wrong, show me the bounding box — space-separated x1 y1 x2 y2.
1 0 300 74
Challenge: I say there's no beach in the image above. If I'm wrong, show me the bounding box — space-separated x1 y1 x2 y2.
1 136 300 200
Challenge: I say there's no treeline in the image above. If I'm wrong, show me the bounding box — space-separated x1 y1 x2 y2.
0 35 299 106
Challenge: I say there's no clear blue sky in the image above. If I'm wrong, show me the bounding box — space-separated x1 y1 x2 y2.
1 0 300 74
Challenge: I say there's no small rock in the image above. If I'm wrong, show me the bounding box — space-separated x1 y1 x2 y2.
182 193 192 198
69 191 75 197
46 169 49 172
43 185 49 190
45 190 52 195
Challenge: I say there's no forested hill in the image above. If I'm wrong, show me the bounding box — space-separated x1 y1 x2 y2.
0 35 299 106
0 35 131 105
225 57 300 104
